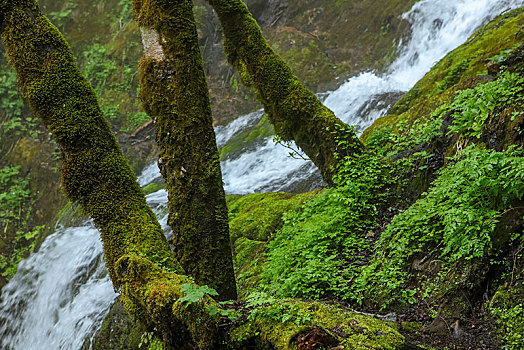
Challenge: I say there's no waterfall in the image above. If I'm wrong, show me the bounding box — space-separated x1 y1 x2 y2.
0 166 172 350
222 0 524 194
1 0 522 348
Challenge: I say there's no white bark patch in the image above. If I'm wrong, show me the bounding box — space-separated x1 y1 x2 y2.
141 27 165 60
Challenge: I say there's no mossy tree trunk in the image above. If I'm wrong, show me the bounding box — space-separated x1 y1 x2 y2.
132 0 237 301
206 0 365 185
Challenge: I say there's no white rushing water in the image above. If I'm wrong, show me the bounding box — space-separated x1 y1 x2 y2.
0 165 173 350
0 0 522 348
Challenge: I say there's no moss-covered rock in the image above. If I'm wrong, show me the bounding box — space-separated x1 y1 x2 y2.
227 191 318 297
82 297 145 350
489 283 524 349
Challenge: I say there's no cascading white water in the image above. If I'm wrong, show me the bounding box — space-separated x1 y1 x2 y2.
0 168 170 350
222 0 524 194
0 225 115 349
0 0 522 348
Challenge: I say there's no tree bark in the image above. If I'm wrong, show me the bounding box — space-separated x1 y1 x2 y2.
0 1 219 347
206 0 365 185
132 0 237 301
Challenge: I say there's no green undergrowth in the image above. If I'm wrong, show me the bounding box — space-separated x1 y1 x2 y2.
445 71 524 138
489 282 524 349
353 146 524 307
227 15 524 349
0 165 45 279
261 149 397 300
228 191 317 297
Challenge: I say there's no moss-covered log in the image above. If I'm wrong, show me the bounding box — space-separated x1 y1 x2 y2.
132 0 237 300
206 0 365 184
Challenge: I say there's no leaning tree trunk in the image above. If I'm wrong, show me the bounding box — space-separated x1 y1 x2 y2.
0 0 180 287
206 0 365 185
132 0 237 301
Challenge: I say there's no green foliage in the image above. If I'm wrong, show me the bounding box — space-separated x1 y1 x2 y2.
0 166 30 226
0 66 24 117
1 116 41 138
0 165 47 279
488 43 521 64
489 285 524 349
177 283 218 306
47 0 76 29
227 191 316 243
126 111 150 130
116 0 133 28
82 43 117 94
353 146 524 307
262 144 395 299
245 292 312 325
365 116 443 158
138 332 161 350
445 71 524 138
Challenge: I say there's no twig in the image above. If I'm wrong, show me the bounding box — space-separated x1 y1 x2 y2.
510 244 523 287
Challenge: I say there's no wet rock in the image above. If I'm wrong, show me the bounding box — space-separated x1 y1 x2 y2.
82 297 144 350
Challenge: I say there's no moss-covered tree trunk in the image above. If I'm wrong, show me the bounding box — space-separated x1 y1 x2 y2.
206 0 365 185
0 0 179 286
132 0 237 301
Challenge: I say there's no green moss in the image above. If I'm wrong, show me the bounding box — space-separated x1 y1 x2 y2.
230 299 405 349
133 0 237 300
227 191 317 297
227 191 317 244
399 321 423 333
142 182 165 195
115 254 220 349
219 115 275 160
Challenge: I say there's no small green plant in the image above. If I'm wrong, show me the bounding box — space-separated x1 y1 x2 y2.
488 43 521 64
0 66 24 117
177 283 218 305
433 58 471 93
48 0 77 29
138 332 162 350
489 286 524 349
263 127 396 300
244 292 311 325
82 44 117 94
177 284 237 320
